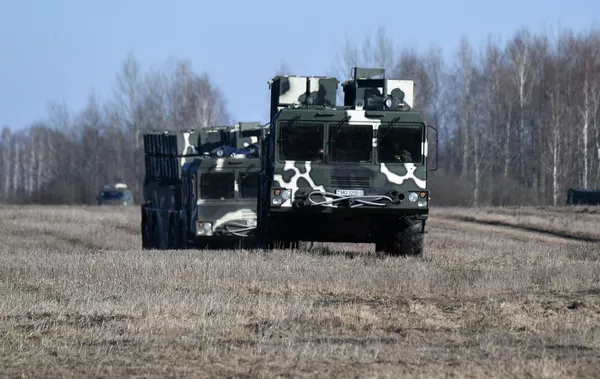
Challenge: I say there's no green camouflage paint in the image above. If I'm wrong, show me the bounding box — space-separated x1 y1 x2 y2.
258 67 434 255
141 123 267 250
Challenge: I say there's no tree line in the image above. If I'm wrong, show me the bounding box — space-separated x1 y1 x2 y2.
331 25 600 206
1 24 600 206
0 54 230 204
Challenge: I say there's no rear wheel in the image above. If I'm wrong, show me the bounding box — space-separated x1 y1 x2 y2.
279 239 299 249
375 241 386 253
168 214 181 250
141 207 155 250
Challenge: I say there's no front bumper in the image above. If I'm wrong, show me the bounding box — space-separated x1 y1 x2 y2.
269 188 429 212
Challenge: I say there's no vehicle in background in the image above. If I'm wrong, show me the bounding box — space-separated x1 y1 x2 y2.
141 122 268 250
97 183 134 206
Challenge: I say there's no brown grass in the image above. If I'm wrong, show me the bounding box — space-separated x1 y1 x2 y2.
1 205 600 378
433 205 600 241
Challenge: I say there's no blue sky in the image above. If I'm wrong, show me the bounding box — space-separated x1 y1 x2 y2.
1 0 598 131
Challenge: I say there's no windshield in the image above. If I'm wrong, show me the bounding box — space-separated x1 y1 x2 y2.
378 125 423 164
200 172 234 200
240 130 261 139
199 131 223 155
239 171 259 199
100 190 127 200
328 124 373 162
278 122 324 161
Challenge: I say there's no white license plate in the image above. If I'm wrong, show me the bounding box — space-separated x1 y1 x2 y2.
335 189 364 196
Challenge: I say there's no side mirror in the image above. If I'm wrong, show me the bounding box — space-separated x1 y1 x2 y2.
427 125 438 172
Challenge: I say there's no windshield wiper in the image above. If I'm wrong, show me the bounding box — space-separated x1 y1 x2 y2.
329 115 352 145
377 116 402 141
240 163 256 178
278 115 302 143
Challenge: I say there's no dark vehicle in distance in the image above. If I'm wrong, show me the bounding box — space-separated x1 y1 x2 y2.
97 183 134 206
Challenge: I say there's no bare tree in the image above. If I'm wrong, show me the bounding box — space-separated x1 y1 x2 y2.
423 44 445 136
507 28 535 186
75 92 104 202
575 30 600 188
192 72 230 127
452 36 476 181
1 126 10 201
330 26 397 103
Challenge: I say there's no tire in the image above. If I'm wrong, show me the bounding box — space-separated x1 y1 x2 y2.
281 240 299 249
168 214 180 250
386 218 424 257
141 208 155 250
179 222 188 249
153 220 163 250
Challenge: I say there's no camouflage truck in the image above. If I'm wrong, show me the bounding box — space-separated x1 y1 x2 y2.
257 67 438 255
141 122 268 250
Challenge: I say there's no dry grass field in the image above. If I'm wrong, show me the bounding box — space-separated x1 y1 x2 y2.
1 205 600 378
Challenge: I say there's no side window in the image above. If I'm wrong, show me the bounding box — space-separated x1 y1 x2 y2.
278 123 324 161
378 126 423 164
200 172 235 200
239 172 259 199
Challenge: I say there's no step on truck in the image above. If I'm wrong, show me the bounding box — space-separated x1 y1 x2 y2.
141 121 268 250
257 67 438 255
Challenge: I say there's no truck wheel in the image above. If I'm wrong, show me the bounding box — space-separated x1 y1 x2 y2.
153 217 163 250
179 222 188 249
168 216 180 250
141 208 155 250
282 240 299 249
386 218 424 257
375 241 387 253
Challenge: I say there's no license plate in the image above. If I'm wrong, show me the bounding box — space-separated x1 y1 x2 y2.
335 189 364 196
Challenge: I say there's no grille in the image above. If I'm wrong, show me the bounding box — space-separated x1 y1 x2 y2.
330 176 370 188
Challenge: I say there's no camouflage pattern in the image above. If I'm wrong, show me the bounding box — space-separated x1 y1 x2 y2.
268 76 338 121
268 109 428 207
258 67 434 255
141 122 267 250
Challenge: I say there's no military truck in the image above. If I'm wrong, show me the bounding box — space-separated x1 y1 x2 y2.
97 183 134 206
257 67 437 255
141 122 268 250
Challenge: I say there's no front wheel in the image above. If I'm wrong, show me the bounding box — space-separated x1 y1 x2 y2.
379 218 424 257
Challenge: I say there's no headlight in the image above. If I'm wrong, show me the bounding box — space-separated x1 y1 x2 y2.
272 198 282 205
281 189 291 200
409 192 418 202
384 98 393 108
417 200 427 207
196 221 213 235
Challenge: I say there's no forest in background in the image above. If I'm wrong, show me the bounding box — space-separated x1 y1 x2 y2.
1 24 600 206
